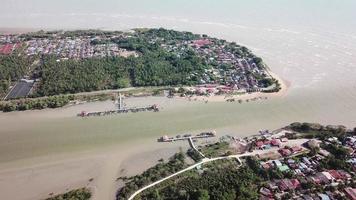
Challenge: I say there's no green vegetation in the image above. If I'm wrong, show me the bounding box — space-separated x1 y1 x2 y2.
1 28 277 112
319 143 353 172
0 95 74 112
46 188 91 200
0 86 168 112
288 122 354 173
35 45 205 97
137 158 261 200
261 78 281 93
287 122 347 140
0 55 34 96
187 148 203 162
200 142 230 158
116 152 187 200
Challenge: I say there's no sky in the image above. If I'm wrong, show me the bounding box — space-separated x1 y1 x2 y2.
0 0 355 34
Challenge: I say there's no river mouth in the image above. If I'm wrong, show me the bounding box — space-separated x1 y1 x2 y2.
0 84 355 164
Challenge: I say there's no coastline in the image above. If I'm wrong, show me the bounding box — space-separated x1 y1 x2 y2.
0 137 191 200
178 71 289 103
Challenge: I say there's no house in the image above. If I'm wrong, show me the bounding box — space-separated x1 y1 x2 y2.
267 181 279 191
287 159 298 169
318 194 331 200
259 187 273 197
278 179 299 191
256 141 264 149
291 146 302 153
319 149 330 157
302 195 313 200
302 157 312 166
261 162 272 170
344 187 356 200
280 137 288 142
327 137 340 144
328 170 350 181
271 139 281 147
259 196 273 200
272 160 282 167
328 170 342 180
279 148 292 156
338 170 352 180
321 171 334 182
314 172 332 184
290 179 301 189
278 165 290 172
299 162 308 170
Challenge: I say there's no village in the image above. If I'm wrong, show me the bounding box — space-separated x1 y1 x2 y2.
162 37 279 94
149 125 356 200
254 133 355 200
0 29 279 102
24 38 138 59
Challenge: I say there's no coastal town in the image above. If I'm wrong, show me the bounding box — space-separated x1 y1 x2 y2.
116 123 356 200
0 29 279 107
0 32 139 59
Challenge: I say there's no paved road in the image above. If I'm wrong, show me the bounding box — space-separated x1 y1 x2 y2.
127 153 252 200
5 81 34 100
127 138 309 200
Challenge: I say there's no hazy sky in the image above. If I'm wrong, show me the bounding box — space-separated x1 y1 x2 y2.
0 0 355 33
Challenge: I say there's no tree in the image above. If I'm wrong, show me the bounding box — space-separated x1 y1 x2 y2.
147 189 162 200
116 78 130 88
222 189 236 200
196 189 210 200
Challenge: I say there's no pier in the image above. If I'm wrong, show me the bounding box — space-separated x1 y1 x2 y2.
158 131 216 143
78 93 160 117
78 104 159 117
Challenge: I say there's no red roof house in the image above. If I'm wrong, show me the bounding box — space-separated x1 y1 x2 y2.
291 146 302 153
279 148 292 156
256 141 264 148
271 139 281 147
344 187 356 200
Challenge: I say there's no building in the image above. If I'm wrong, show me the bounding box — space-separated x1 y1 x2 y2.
344 187 356 200
279 148 292 156
271 139 281 147
278 165 290 172
272 160 282 167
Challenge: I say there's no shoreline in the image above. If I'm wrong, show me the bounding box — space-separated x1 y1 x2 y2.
178 71 289 103
0 70 289 114
0 137 191 200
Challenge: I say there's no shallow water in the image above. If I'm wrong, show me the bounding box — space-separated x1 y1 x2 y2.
0 0 356 163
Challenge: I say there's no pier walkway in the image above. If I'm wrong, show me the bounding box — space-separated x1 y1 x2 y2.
188 137 206 158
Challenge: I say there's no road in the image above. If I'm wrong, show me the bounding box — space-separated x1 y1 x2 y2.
127 153 253 200
127 138 308 200
4 81 34 100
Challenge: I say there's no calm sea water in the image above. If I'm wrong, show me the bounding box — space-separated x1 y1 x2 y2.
0 0 356 162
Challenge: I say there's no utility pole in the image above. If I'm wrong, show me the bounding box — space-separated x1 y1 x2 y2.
118 93 123 110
